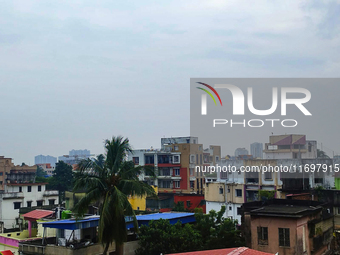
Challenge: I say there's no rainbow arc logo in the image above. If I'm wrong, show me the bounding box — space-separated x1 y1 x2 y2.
196 82 223 106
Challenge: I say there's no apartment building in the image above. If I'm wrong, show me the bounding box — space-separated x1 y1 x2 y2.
128 137 221 195
0 183 59 231
205 159 283 223
0 157 36 191
242 199 333 255
36 163 55 176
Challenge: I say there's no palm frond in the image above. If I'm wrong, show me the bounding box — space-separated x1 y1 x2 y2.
118 179 157 198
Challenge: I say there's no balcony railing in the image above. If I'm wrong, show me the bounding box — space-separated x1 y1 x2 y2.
43 190 59 196
2 192 24 199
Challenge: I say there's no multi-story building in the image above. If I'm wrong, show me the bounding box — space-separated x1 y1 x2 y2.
34 155 57 167
263 134 317 159
235 148 249 157
129 137 221 196
242 199 333 255
0 157 36 191
58 149 92 165
36 163 55 176
0 183 59 231
250 142 263 159
205 159 283 223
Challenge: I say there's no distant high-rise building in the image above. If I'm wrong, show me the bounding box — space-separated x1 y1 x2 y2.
58 149 91 165
250 142 263 159
235 148 249 157
34 155 57 167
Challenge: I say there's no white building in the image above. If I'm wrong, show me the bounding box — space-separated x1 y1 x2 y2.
205 159 283 223
234 148 249 157
34 155 57 167
0 183 59 230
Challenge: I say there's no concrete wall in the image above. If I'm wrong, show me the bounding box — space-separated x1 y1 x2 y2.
205 182 225 202
251 217 298 255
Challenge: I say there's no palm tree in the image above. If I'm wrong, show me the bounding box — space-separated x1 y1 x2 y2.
73 136 156 255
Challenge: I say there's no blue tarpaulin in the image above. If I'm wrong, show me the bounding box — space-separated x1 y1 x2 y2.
41 217 99 230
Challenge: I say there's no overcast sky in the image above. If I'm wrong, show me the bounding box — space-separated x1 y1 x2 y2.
0 0 339 165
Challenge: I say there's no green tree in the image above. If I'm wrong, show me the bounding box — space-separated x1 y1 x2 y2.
73 136 156 255
317 149 330 158
173 201 191 212
48 161 74 201
36 166 47 177
135 206 243 255
258 190 275 201
135 219 202 255
194 206 244 250
35 166 49 183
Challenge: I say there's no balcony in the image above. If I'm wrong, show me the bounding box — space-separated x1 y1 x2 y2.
171 176 181 180
2 192 24 199
43 190 59 197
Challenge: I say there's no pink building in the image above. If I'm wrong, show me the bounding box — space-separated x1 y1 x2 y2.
242 199 333 255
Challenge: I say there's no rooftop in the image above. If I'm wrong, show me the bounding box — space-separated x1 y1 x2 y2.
126 212 196 229
23 209 54 221
168 247 274 255
243 199 325 218
41 216 99 230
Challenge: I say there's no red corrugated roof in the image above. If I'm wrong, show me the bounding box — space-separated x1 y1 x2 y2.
22 209 54 220
0 250 14 255
168 247 274 255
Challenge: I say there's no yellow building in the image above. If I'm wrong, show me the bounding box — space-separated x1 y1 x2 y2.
128 186 158 211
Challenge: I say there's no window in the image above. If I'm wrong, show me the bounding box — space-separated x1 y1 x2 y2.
236 189 242 197
132 157 139 165
174 181 180 188
37 200 43 206
19 187 22 192
144 155 154 164
196 154 198 164
0 172 3 176
27 186 32 192
190 168 194 176
49 199 55 206
161 168 171 176
279 228 290 247
160 180 171 189
221 171 228 179
174 146 179 151
229 206 232 210
186 200 191 207
14 202 21 210
190 181 195 189
215 156 219 162
173 155 180 163
315 178 323 184
27 201 32 207
200 154 202 164
258 227 268 245
264 172 272 180
228 188 230 193
219 187 223 194
237 207 242 215
174 168 180 176
38 185 41 192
